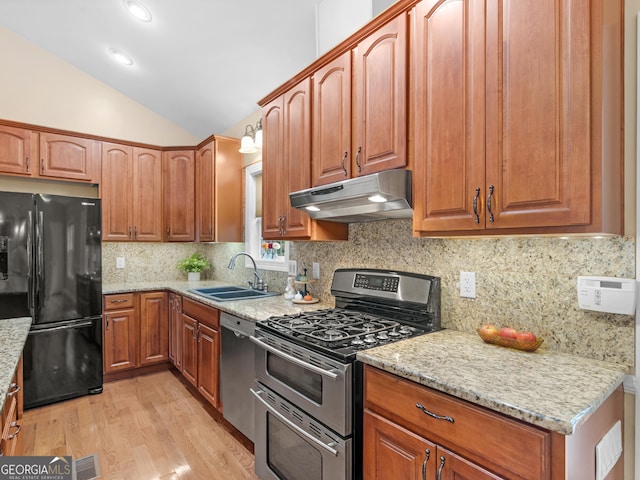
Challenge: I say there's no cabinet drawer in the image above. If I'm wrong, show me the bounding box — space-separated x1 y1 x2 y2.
364 366 551 480
182 297 219 329
103 293 135 311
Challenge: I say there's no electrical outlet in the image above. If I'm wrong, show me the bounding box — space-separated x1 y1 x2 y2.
460 271 476 298
116 257 126 269
288 260 298 276
312 262 320 279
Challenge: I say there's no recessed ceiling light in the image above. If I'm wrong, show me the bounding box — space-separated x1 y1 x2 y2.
109 48 134 66
123 0 152 22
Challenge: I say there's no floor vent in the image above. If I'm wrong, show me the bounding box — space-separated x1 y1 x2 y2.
74 453 100 480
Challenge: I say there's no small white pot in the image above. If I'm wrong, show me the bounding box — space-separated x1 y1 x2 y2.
188 272 201 282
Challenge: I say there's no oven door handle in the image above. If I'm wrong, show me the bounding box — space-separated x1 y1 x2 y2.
250 388 339 456
250 335 339 380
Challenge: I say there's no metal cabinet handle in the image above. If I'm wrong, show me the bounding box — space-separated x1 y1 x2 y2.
487 184 495 223
251 388 339 456
472 187 480 224
128 226 132 239
416 403 454 423
110 299 127 304
133 226 137 239
250 335 339 379
355 146 362 173
105 316 109 330
341 151 348 176
422 449 430 480
7 421 21 440
281 215 287 235
40 158 44 174
197 325 201 343
25 157 30 172
436 455 445 480
7 383 20 398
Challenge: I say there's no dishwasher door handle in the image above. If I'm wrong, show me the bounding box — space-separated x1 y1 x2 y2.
249 335 339 380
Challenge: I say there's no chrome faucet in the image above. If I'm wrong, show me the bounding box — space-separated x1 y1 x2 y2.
228 252 263 290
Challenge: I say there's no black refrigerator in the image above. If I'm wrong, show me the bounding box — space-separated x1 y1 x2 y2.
0 192 103 409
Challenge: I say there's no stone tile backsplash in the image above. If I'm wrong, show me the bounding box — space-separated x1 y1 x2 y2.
103 219 635 368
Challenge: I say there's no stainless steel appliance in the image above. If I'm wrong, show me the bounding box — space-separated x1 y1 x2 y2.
0 192 102 409
220 312 256 441
250 268 441 480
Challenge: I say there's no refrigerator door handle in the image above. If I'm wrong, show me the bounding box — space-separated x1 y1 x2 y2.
36 210 44 313
30 321 94 333
27 210 34 311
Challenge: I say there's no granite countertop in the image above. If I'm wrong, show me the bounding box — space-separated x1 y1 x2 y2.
0 317 32 412
102 280 335 322
357 329 628 435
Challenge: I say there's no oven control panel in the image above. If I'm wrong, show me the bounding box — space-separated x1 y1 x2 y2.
354 273 399 292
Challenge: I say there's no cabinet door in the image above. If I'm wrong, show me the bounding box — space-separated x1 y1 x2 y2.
262 97 286 239
139 291 168 366
363 410 436 480
39 132 98 182
353 13 407 177
312 52 352 186
103 309 137 373
213 137 243 242
437 446 503 480
101 142 133 241
168 294 178 367
197 323 220 409
0 125 37 176
484 0 591 229
282 77 312 238
163 150 195 241
181 314 198 387
412 0 486 232
132 148 163 241
195 142 215 242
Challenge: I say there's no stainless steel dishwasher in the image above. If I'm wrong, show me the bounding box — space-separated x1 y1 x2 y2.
220 312 255 442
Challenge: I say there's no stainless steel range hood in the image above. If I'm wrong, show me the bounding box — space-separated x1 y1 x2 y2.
289 169 412 223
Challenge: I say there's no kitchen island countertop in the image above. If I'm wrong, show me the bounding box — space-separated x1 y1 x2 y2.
103 280 334 322
357 329 628 435
0 317 31 412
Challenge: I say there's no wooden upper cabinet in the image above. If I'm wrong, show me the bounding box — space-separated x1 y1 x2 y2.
312 52 352 186
132 148 163 241
196 137 243 243
101 143 133 241
352 13 408 177
39 132 99 182
102 143 162 242
412 0 486 233
163 150 195 241
413 0 623 236
262 78 348 241
0 125 37 176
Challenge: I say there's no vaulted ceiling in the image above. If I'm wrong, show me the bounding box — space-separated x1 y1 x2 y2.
0 0 320 139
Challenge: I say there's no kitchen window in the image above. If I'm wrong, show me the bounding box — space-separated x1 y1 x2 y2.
245 162 289 271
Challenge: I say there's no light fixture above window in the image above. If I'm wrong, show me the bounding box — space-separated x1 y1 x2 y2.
109 48 134 66
123 0 152 22
239 119 263 154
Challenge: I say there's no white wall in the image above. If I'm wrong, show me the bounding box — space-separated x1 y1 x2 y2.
0 26 199 146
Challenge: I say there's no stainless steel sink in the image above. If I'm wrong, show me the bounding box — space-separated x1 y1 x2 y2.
188 286 278 302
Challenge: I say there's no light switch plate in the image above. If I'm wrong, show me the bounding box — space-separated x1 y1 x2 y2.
116 257 125 269
288 260 297 276
312 262 320 279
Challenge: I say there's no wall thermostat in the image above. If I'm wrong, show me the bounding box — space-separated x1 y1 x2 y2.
577 276 637 315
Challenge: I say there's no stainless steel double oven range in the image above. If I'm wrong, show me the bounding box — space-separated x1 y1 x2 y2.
250 268 441 480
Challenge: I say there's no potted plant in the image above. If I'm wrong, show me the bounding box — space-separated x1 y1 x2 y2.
177 252 211 282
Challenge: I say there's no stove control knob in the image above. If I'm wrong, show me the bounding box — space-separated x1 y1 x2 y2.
377 332 389 341
351 337 365 347
364 335 378 345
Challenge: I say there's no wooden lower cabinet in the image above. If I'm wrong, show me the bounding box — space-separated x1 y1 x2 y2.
103 291 168 375
1 356 23 457
181 297 221 409
364 410 501 480
168 293 183 370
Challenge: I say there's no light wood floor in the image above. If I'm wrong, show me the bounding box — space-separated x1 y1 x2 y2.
22 369 259 480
